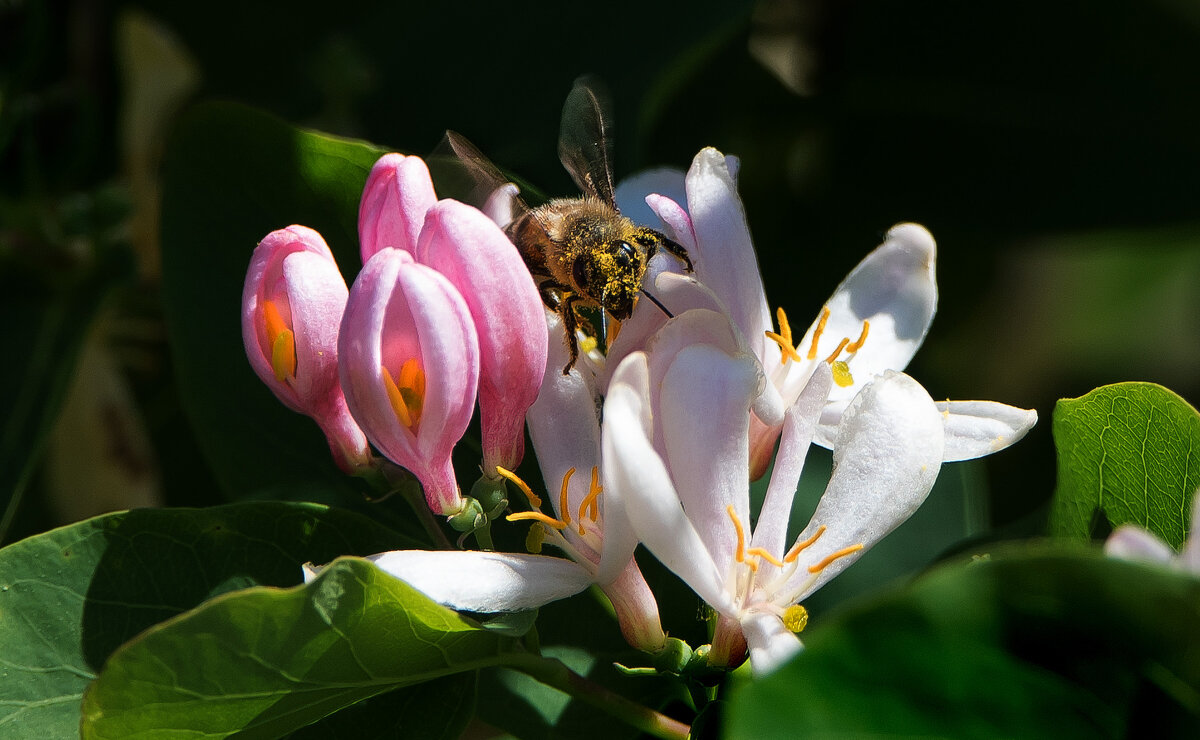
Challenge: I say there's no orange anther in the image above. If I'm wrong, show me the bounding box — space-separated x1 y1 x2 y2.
806 307 831 360
807 544 865 574
785 526 827 562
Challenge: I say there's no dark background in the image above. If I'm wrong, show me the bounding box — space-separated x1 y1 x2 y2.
3 0 1198 542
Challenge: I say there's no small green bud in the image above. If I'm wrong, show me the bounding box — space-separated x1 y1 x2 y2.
447 497 485 532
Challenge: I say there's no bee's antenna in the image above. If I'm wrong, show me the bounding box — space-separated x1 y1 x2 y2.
640 288 674 319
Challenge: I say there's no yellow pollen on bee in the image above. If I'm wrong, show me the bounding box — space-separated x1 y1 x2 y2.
765 307 803 364
785 525 826 562
806 306 831 360
381 358 425 430
727 505 747 563
807 544 865 574
263 300 297 382
783 605 809 633
845 320 870 353
496 466 542 508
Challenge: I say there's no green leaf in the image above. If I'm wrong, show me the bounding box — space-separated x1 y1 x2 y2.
160 102 387 502
81 558 511 739
727 547 1200 738
0 502 414 739
1051 382 1200 546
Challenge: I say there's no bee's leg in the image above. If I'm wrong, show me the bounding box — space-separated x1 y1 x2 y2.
558 294 583 375
658 234 694 273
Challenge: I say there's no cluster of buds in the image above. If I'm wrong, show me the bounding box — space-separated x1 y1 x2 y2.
242 153 547 521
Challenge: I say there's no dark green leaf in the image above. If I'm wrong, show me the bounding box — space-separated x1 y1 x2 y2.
0 502 413 738
81 558 510 739
287 672 476 740
1051 382 1200 546
727 547 1200 738
160 102 387 503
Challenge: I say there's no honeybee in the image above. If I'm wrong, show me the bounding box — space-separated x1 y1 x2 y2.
442 77 693 374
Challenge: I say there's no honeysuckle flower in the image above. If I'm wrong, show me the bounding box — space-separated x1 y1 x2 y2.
617 149 1037 478
602 310 945 676
358 153 548 476
313 311 665 653
241 225 370 473
338 247 480 515
1105 491 1200 574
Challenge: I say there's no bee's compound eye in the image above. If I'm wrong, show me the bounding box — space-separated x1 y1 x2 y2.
614 241 636 268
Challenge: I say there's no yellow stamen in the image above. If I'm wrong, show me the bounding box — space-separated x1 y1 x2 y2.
506 511 568 530
270 328 297 382
727 505 746 562
831 360 854 388
496 466 542 508
745 558 759 572
782 605 809 633
824 337 850 364
579 466 603 525
785 525 826 562
806 306 831 360
765 307 803 364
263 300 288 344
845 320 870 353
807 544 865 574
399 357 425 399
559 467 576 526
525 522 545 554
745 546 784 568
381 365 413 428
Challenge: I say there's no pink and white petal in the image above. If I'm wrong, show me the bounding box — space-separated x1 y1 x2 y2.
783 371 944 600
936 401 1039 462
367 550 594 612
1105 525 1176 566
417 199 548 473
358 154 438 262
742 611 802 677
792 223 938 408
597 558 667 653
603 360 734 615
658 344 760 576
685 148 773 358
751 363 832 559
615 168 687 229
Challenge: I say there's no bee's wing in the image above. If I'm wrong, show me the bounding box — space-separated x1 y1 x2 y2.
558 76 618 210
432 131 538 228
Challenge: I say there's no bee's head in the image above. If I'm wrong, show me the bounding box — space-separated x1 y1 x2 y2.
574 239 643 320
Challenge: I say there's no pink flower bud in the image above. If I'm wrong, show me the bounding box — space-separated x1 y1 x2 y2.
358 154 438 263
416 200 548 475
241 226 370 472
338 247 480 515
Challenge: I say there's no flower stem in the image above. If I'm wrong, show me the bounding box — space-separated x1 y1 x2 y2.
383 463 453 550
502 652 690 740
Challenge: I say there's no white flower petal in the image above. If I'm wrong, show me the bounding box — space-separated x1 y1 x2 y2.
784 371 944 599
791 223 937 407
685 148 773 359
1180 492 1200 573
751 363 832 558
1105 525 1176 565
742 611 802 677
603 356 734 614
368 550 594 612
937 400 1039 462
659 344 759 577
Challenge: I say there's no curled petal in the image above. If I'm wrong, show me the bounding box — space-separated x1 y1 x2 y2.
1105 526 1176 566
615 168 687 230
365 550 594 612
417 199 548 473
603 353 735 615
742 611 802 677
1182 493 1200 572
937 401 1038 462
790 223 938 411
684 149 773 359
359 153 438 262
783 371 944 600
339 248 479 514
242 225 369 471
